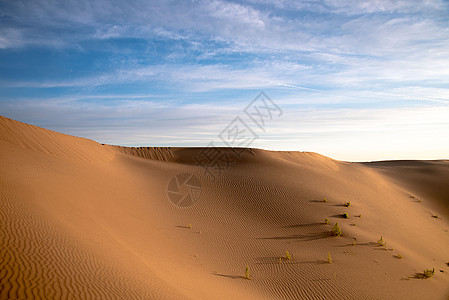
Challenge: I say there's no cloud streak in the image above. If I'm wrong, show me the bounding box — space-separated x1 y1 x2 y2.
1 0 449 160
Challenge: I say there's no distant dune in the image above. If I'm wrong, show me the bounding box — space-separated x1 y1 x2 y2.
1 115 448 299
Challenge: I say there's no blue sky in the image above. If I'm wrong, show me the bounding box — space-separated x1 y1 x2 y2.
1 0 449 161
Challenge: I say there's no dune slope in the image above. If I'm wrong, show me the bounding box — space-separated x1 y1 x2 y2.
1 115 448 299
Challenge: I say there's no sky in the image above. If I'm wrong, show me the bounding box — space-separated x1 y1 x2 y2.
1 0 449 161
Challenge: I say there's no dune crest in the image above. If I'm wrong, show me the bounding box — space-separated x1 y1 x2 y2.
1 115 448 299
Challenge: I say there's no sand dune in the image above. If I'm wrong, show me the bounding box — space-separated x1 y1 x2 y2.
1 115 448 299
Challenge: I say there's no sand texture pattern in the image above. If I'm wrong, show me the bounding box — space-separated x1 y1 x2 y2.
1 115 448 299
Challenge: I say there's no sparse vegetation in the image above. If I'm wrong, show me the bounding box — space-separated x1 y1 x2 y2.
395 254 403 259
327 252 332 264
423 268 434 278
342 213 349 219
344 202 351 207
352 241 356 246
350 223 356 226
378 236 386 247
324 218 329 225
432 214 440 219
278 257 282 264
245 265 251 279
285 250 292 261
331 223 342 236
188 224 192 229
323 198 328 203
355 214 362 218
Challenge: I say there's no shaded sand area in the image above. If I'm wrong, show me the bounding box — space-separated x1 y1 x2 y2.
1 115 448 299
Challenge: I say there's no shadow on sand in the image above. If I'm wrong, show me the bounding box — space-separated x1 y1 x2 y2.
334 241 377 248
258 231 332 242
411 272 431 279
309 200 327 203
330 214 348 219
281 222 324 229
212 272 247 280
175 225 191 229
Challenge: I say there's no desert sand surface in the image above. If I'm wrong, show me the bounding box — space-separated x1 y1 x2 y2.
1 114 448 299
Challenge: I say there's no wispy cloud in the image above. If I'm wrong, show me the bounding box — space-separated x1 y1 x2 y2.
1 0 449 160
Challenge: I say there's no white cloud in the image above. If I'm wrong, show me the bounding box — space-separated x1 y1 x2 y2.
5 93 448 161
2 0 449 160
322 0 446 14
207 0 266 28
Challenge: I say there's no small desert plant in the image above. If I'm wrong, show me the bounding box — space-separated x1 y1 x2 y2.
245 265 251 279
323 198 328 203
423 268 434 278
352 241 356 246
344 202 351 207
331 223 342 236
327 252 332 264
355 214 362 218
432 214 440 219
324 218 329 225
188 224 192 229
342 213 349 219
378 236 386 247
278 257 282 264
395 254 403 259
285 250 292 261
